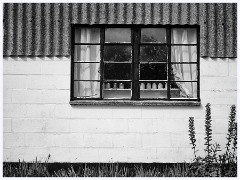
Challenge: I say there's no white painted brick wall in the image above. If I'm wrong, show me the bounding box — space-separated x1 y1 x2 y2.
3 118 12 133
69 119 129 133
201 76 237 91
4 75 27 89
45 118 70 133
84 134 113 148
41 90 69 104
228 59 237 77
3 88 12 103
26 75 70 90
113 134 142 148
3 57 42 75
12 118 46 133
3 56 237 163
3 104 27 118
200 57 229 77
41 61 70 75
12 90 42 103
3 133 25 148
25 104 55 118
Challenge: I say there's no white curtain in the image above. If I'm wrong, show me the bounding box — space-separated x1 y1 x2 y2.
171 28 197 98
74 28 100 98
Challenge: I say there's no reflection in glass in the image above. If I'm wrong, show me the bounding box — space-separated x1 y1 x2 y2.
171 28 197 44
74 45 100 62
140 45 168 62
140 64 167 80
104 46 132 62
105 28 131 42
141 28 166 43
104 63 131 80
75 28 100 43
170 82 197 98
74 81 100 98
74 63 100 80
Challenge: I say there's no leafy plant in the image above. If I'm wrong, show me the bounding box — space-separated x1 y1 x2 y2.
224 105 237 163
188 117 197 160
204 103 213 164
188 103 237 177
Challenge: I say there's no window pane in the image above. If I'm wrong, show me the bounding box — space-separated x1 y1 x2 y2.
140 45 168 62
105 28 131 43
74 81 100 98
171 64 197 81
75 28 100 43
104 63 131 80
74 45 100 62
140 64 167 80
141 28 166 43
104 46 132 62
170 82 197 98
171 46 197 63
103 81 131 99
74 63 100 80
171 28 197 44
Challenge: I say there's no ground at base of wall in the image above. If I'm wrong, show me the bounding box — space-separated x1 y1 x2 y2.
3 162 237 177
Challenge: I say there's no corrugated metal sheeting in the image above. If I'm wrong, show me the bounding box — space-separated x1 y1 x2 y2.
3 3 237 57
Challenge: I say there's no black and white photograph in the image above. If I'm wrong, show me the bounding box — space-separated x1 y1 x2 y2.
1 1 238 177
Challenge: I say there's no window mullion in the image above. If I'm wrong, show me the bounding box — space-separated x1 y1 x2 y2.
71 25 75 101
167 28 171 100
132 27 140 100
197 26 200 101
100 28 105 99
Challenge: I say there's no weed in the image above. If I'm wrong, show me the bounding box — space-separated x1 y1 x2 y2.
188 103 237 177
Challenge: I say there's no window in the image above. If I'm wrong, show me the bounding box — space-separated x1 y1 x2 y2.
71 25 200 105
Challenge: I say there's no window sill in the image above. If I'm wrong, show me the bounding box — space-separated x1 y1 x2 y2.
69 100 201 106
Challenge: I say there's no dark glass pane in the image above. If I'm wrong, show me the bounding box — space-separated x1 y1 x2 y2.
171 46 197 63
141 28 166 43
74 45 100 62
75 28 100 43
170 64 197 81
104 46 132 62
170 82 197 98
105 28 131 42
74 81 100 98
140 45 168 62
171 28 197 44
74 63 100 80
104 63 131 80
140 64 167 80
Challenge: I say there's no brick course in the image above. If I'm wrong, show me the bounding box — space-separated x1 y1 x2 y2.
3 57 237 163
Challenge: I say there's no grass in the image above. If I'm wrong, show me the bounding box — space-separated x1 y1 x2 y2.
3 161 236 177
2 161 188 177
